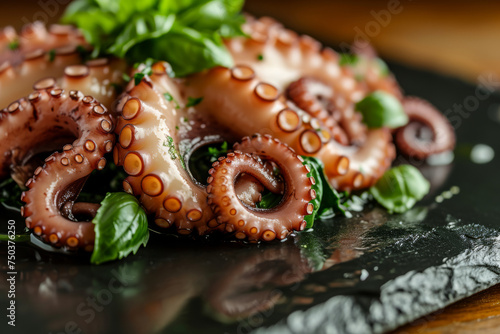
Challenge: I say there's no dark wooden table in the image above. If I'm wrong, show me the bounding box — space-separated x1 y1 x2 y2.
2 0 500 332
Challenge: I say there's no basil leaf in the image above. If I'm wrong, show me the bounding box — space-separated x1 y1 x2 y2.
256 191 282 209
355 91 408 129
91 192 149 264
302 156 344 228
370 165 430 214
62 0 245 77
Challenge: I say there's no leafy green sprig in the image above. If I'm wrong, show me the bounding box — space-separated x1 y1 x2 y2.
62 0 246 77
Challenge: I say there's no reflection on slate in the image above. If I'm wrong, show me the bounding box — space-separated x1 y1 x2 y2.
1 63 500 334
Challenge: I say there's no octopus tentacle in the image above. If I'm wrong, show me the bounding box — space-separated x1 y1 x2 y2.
206 134 314 241
225 16 366 102
328 128 396 191
184 66 350 179
0 22 86 66
286 76 367 145
16 88 115 250
113 70 214 235
349 41 403 99
0 23 125 109
395 97 455 159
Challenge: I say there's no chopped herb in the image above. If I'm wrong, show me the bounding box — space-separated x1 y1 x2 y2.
164 136 185 169
8 40 19 50
122 73 131 82
186 96 203 107
208 141 228 162
164 92 173 101
257 54 264 61
183 117 188 122
339 53 359 66
48 49 56 62
355 90 408 129
175 126 179 130
132 58 154 86
134 72 145 85
370 165 430 213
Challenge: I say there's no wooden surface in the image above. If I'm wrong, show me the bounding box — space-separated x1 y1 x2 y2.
2 0 500 332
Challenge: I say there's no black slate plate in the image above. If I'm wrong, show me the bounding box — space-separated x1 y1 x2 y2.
1 63 499 334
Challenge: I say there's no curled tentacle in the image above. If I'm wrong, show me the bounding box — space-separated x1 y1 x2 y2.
0 23 125 109
0 22 86 66
395 97 455 159
184 66 350 179
234 174 266 207
16 89 115 250
206 134 314 241
286 76 367 145
327 128 396 191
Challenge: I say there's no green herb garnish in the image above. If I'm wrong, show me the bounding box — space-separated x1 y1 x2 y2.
302 156 344 228
186 96 203 107
48 49 56 62
207 141 228 162
339 53 359 66
62 0 246 77
164 92 174 101
256 191 282 209
370 165 430 213
163 92 180 108
164 136 186 169
91 192 149 264
8 40 19 51
355 90 408 129
257 54 264 61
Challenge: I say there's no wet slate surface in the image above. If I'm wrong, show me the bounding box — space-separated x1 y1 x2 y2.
1 64 500 334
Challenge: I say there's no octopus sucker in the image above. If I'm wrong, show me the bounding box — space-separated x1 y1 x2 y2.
0 23 125 109
12 88 115 250
114 73 214 234
0 10 457 250
184 66 350 178
207 134 312 241
395 97 456 159
328 128 396 191
0 22 86 66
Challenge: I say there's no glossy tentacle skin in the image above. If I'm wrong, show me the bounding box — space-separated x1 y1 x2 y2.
185 65 393 191
17 88 115 251
184 66 351 181
113 67 215 235
327 128 396 191
0 22 86 66
214 16 396 191
395 97 455 159
207 134 314 241
0 23 125 109
225 16 365 102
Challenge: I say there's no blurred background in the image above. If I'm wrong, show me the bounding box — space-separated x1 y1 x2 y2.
1 0 499 83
